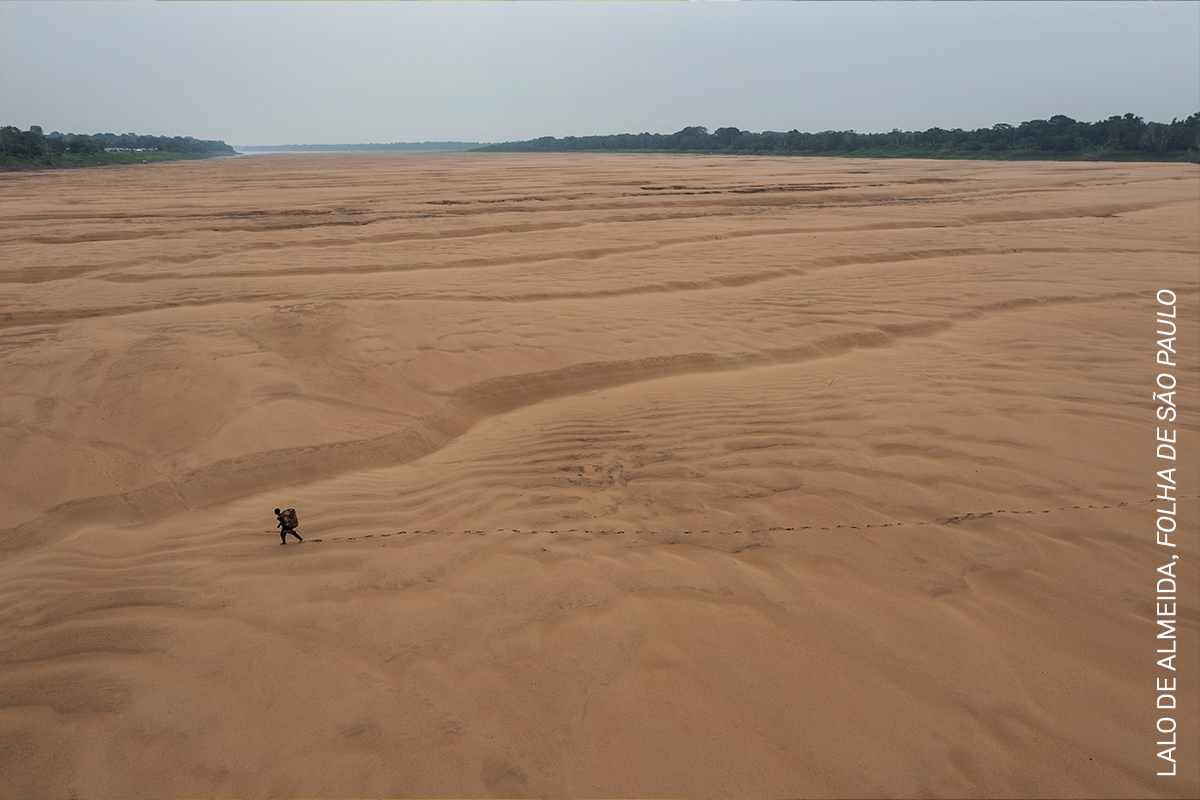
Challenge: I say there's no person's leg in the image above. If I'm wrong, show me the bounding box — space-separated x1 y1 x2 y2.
280 529 287 544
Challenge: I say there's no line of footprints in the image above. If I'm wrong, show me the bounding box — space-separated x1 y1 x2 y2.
289 496 1192 545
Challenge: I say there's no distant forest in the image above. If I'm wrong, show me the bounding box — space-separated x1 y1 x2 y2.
477 113 1200 162
0 126 236 170
238 142 486 153
6 113 1198 169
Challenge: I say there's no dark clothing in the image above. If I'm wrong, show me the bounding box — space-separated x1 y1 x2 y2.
277 515 302 544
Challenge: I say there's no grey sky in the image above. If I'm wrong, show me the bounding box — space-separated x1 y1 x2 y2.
1 1 1197 146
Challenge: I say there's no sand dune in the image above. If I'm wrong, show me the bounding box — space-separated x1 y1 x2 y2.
1 153 1196 798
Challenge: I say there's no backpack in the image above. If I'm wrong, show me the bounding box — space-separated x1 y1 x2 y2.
280 508 299 528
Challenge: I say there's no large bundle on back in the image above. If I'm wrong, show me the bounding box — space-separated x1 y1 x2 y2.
280 508 299 528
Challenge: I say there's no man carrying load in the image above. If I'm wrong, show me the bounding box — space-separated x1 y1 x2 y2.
275 507 302 544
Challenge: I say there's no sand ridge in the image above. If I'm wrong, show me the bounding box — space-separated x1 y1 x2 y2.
1 153 1197 798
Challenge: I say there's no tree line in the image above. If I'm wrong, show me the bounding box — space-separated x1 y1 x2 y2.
1 126 236 168
476 113 1200 161
239 142 485 152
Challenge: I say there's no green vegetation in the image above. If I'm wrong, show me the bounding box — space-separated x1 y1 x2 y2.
1 126 237 170
476 113 1200 162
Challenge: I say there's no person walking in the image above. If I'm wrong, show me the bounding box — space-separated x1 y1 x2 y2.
275 508 302 544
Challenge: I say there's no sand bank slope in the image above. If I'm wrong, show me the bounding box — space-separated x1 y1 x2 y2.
1 154 1197 798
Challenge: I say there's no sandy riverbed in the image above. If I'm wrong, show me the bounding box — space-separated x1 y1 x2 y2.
1 153 1197 798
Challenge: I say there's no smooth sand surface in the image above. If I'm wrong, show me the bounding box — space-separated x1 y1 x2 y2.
1 153 1197 798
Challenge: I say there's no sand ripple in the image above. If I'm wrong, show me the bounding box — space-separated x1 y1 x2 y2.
1 154 1196 797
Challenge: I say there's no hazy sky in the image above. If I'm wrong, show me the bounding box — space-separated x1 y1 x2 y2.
1 1 1197 146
